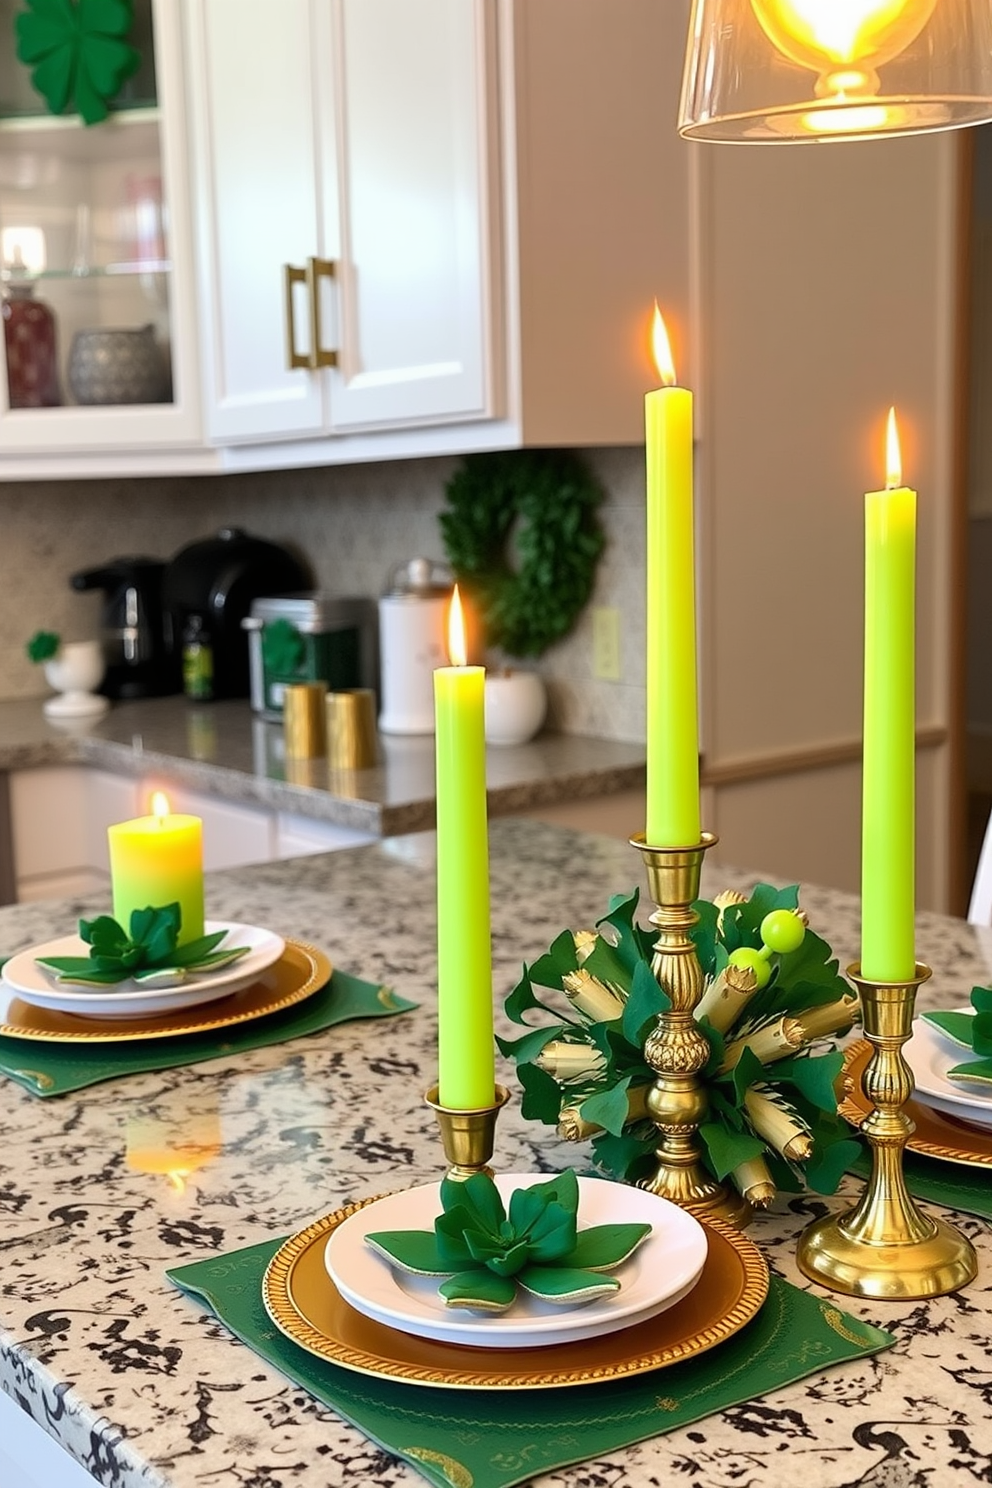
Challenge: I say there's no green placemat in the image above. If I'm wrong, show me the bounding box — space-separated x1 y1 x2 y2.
168 1238 893 1488
0 970 416 1098
850 1149 992 1222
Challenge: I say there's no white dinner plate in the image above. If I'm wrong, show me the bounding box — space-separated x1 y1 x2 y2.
908 1012 992 1130
2 922 285 1019
324 1173 708 1350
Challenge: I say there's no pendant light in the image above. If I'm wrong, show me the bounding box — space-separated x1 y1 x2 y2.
679 0 992 143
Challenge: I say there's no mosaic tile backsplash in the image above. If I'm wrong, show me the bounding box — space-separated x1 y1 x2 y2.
0 446 647 743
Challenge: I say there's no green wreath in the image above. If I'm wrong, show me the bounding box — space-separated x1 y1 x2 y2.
439 450 606 658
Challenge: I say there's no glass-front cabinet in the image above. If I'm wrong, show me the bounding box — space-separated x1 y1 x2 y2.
0 0 200 456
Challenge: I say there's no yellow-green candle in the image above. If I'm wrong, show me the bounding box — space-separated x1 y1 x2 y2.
108 792 205 946
645 305 701 847
434 587 495 1109
861 408 916 983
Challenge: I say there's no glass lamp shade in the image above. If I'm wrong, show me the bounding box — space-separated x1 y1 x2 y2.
679 0 992 142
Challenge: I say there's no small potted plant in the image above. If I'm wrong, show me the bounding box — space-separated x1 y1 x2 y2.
27 630 108 720
440 450 605 746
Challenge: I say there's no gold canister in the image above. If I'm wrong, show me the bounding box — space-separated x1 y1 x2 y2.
326 688 377 769
283 682 328 757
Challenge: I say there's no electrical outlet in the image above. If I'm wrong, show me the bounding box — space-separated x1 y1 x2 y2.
592 606 621 681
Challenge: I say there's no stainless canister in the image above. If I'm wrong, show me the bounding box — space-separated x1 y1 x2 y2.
378 559 453 735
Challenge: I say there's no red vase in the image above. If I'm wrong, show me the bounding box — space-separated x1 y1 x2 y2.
2 283 61 408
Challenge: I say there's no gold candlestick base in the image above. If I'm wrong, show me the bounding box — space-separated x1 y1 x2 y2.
631 832 752 1229
797 963 977 1299
425 1084 510 1182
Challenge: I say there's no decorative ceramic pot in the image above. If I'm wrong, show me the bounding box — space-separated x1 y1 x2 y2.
67 324 171 406
484 670 547 746
43 640 109 719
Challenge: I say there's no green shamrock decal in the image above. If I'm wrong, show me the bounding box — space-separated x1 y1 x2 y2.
16 0 142 126
26 629 60 663
36 903 250 986
365 1169 651 1312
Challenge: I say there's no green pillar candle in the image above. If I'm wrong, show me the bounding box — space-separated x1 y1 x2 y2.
434 589 495 1110
108 794 205 947
861 409 916 983
645 306 701 848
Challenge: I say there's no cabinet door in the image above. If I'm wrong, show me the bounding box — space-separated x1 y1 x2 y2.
324 0 494 432
0 0 202 453
183 0 331 443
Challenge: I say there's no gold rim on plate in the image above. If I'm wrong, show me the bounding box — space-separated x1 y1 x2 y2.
0 940 331 1043
842 1041 992 1168
261 1193 769 1389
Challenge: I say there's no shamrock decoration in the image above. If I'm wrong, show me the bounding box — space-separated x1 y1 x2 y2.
36 903 249 986
365 1169 651 1313
16 0 142 126
261 618 306 679
922 986 992 1085
26 629 60 663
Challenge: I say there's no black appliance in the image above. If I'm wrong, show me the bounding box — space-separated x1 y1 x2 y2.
71 556 180 699
162 527 311 700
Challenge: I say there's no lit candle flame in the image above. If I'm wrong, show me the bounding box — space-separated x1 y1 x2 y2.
447 585 467 667
885 406 902 489
651 303 677 388
151 791 170 822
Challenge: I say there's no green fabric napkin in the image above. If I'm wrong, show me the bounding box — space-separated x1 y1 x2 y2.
168 1239 893 1488
0 971 416 1098
850 1149 992 1222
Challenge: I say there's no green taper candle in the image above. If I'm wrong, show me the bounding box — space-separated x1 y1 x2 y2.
645 306 701 848
434 587 495 1110
861 408 916 983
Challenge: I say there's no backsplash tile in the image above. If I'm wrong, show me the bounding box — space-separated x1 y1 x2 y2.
0 447 647 744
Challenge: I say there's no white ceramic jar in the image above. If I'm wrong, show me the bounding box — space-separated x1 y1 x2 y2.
484 670 547 746
378 559 453 735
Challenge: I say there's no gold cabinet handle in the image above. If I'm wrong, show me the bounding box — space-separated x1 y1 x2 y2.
283 263 311 370
306 256 339 369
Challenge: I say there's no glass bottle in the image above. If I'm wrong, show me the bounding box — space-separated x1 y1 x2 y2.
2 275 61 409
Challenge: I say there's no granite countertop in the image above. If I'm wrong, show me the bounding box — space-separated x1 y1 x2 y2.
0 697 646 836
1 818 991 1487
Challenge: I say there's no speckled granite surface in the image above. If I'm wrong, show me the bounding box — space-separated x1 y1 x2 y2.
1 818 991 1487
0 697 646 835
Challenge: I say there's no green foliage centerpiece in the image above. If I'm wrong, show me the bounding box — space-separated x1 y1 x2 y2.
500 881 861 1217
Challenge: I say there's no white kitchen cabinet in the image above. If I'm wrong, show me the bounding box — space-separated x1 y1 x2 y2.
184 0 492 444
0 0 203 456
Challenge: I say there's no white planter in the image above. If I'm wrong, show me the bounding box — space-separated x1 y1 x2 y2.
42 641 108 720
484 671 547 746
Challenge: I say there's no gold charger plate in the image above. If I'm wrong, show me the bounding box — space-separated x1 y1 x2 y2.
0 940 331 1043
842 1041 992 1168
262 1195 769 1389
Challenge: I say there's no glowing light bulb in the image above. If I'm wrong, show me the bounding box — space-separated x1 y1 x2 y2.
750 0 936 116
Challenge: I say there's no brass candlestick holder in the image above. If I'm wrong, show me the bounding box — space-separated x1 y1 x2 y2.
798 963 977 1299
425 1084 510 1182
631 832 752 1228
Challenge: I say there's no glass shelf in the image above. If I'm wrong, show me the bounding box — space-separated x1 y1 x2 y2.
7 263 173 282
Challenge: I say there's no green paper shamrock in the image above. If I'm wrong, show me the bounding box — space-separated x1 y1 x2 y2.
922 986 992 1086
365 1169 651 1312
26 629 60 663
16 0 142 126
36 903 249 986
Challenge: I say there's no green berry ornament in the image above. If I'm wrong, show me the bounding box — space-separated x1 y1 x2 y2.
759 909 806 956
727 946 772 989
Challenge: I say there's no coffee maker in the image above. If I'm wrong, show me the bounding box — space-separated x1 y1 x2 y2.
162 528 311 699
71 556 180 698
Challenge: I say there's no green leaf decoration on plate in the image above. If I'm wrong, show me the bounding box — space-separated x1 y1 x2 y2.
15 0 142 126
365 1169 651 1314
922 986 992 1084
499 884 861 1204
36 903 249 987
